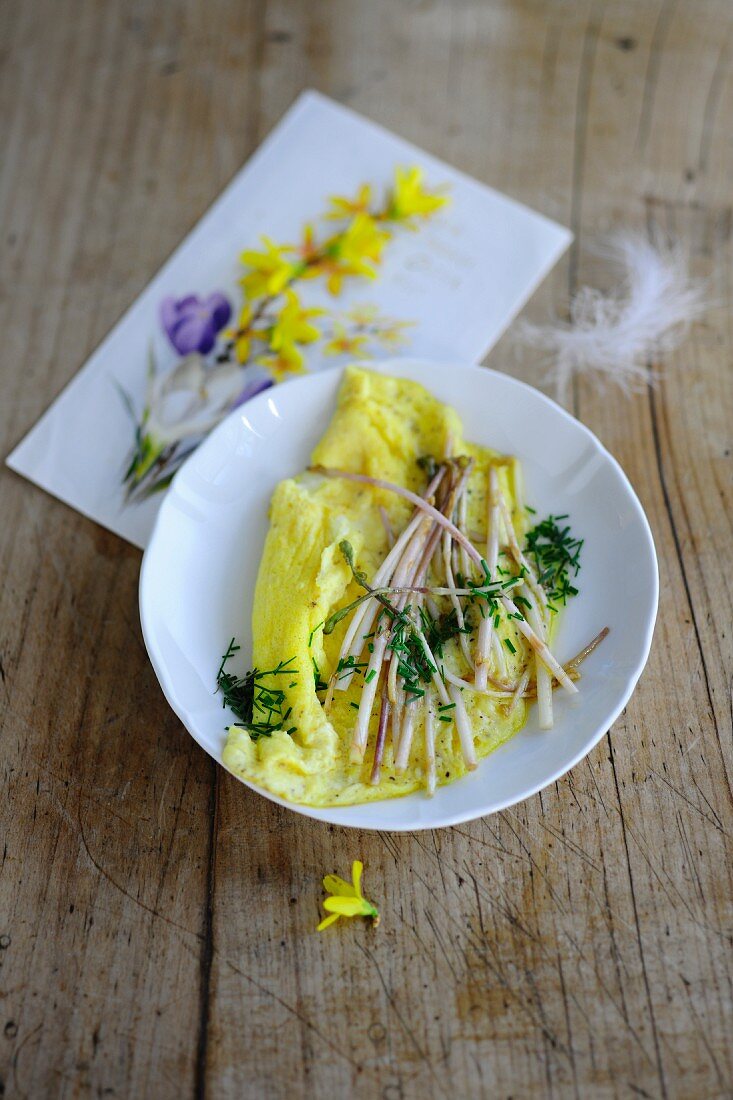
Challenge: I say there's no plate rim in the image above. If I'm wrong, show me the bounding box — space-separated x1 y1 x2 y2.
139 358 659 831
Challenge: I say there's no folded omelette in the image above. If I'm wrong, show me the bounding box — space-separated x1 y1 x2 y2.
222 366 529 806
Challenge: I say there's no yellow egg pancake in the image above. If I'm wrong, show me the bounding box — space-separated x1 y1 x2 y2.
222 366 529 806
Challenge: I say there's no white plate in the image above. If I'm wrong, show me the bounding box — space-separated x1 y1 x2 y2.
139 359 658 831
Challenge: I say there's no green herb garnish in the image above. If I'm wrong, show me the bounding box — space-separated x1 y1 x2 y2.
217 639 298 741
336 654 367 680
312 657 327 692
386 606 437 699
525 514 583 608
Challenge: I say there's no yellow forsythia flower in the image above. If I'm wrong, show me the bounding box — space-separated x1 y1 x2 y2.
306 252 360 297
375 320 412 348
300 217 387 296
268 289 324 370
230 304 254 362
317 860 380 931
338 214 389 273
324 323 370 357
296 223 320 264
390 166 449 220
257 353 306 383
240 237 296 299
327 183 373 220
345 303 380 326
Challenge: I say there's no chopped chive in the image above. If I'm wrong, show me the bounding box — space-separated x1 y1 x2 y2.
525 513 583 608
216 639 299 741
217 637 240 680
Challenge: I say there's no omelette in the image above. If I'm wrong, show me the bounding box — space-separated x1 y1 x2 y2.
221 366 577 806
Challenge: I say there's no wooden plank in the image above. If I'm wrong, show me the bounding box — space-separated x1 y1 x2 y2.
0 0 227 1095
1 0 732 1097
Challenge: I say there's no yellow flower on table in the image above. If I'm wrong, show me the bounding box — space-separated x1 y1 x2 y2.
327 183 373 220
240 237 296 299
317 860 380 931
268 289 324 370
324 323 370 357
389 166 449 220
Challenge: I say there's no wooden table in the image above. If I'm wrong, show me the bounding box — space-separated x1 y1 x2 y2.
2 1 732 1095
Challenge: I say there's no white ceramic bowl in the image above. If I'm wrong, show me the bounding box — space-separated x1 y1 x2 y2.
139 359 658 831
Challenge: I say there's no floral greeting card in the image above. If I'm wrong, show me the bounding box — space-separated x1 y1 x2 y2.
7 91 571 548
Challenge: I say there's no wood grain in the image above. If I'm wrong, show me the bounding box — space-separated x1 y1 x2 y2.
1 1 732 1096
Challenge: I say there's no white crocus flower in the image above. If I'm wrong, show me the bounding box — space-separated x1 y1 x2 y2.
145 354 245 446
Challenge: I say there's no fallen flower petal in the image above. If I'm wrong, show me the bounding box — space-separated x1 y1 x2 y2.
317 860 379 931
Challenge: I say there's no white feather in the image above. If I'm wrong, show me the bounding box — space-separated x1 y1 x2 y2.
517 233 707 404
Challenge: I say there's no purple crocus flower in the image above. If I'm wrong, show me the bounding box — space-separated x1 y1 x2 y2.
160 292 232 356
